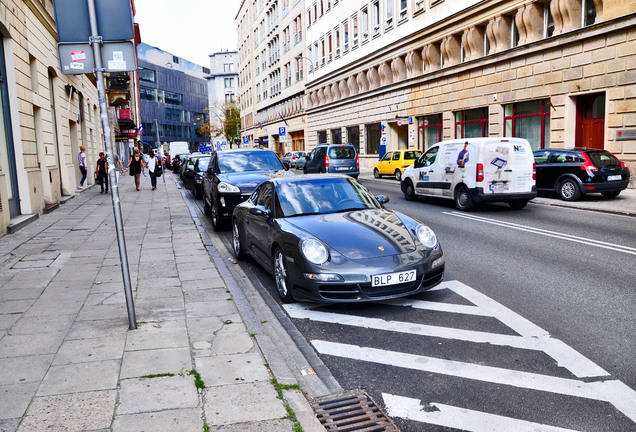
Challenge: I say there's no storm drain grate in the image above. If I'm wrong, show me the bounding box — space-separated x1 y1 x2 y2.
310 390 398 431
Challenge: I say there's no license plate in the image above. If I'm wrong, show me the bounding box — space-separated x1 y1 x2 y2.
490 183 509 192
607 175 622 181
336 167 349 171
372 269 416 287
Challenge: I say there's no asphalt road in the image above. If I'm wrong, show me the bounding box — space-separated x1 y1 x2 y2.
186 175 636 431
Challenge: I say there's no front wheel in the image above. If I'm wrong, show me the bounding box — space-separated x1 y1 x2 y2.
203 196 212 215
403 179 416 201
558 179 581 201
602 191 620 199
273 247 294 303
373 168 381 179
394 169 402 181
232 220 246 260
454 185 475 211
211 201 225 231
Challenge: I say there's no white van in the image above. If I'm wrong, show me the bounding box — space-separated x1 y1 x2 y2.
400 137 536 210
168 141 190 162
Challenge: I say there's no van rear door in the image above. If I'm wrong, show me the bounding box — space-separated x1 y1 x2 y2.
481 139 535 194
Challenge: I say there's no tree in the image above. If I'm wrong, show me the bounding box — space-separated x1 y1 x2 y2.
208 100 241 149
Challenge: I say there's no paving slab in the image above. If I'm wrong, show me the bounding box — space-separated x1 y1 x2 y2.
124 326 189 351
112 408 204 432
65 318 128 340
0 332 66 357
210 326 255 356
0 382 39 418
195 352 271 387
37 359 121 396
8 315 74 335
203 381 287 426
117 376 199 415
120 347 192 379
186 300 237 318
52 336 125 365
0 418 20 432
0 355 54 385
17 390 116 432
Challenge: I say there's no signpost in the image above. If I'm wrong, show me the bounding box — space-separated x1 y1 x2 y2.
53 0 137 330
279 126 287 143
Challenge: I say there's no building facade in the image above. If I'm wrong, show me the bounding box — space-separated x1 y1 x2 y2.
137 43 209 153
207 50 239 148
0 0 108 235
302 0 636 182
237 0 307 155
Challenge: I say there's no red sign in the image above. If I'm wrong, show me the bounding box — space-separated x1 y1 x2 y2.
119 108 131 120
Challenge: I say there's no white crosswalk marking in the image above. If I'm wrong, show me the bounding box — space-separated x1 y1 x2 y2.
383 393 580 432
284 280 636 429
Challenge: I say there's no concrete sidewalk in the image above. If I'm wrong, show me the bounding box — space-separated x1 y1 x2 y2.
0 175 324 431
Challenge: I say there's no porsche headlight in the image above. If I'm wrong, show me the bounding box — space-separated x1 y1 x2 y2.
415 225 437 249
301 238 329 265
218 182 240 193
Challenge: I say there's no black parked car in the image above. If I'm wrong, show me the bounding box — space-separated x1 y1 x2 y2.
182 155 210 199
231 175 445 303
533 148 630 200
202 149 289 231
172 153 189 172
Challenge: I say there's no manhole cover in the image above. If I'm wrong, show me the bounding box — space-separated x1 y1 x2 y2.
310 390 398 431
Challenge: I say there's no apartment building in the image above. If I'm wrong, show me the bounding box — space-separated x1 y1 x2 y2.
207 51 239 147
302 0 636 179
237 0 307 154
0 0 108 235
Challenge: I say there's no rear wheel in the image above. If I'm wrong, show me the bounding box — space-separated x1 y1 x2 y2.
303 167 308 174
373 168 381 179
211 201 225 231
394 169 402 181
273 247 294 303
403 179 416 201
601 191 620 199
508 199 528 210
454 185 475 211
557 179 581 201
232 219 246 260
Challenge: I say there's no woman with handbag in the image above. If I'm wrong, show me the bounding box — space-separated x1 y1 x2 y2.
146 149 159 191
126 148 145 191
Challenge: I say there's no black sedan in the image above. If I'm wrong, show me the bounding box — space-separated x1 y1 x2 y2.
231 175 445 303
182 155 210 199
202 149 289 231
534 148 630 200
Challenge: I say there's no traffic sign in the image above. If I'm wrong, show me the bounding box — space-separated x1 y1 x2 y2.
279 126 287 143
53 0 135 43
58 41 137 75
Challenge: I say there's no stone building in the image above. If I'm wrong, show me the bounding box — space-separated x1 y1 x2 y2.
0 0 107 235
207 50 239 148
302 0 635 182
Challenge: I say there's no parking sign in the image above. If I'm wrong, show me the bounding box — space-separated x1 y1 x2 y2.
279 127 287 142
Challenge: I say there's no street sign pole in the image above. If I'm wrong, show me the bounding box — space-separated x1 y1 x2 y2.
87 0 136 329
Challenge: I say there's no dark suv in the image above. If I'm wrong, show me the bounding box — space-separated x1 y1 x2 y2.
533 148 630 200
303 144 359 178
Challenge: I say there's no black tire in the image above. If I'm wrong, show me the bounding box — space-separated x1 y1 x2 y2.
211 201 224 231
454 185 475 211
273 247 294 303
403 179 416 201
194 186 202 200
557 178 581 201
394 169 402 181
601 191 620 199
508 199 528 210
203 196 212 216
232 219 246 260
373 168 381 179
303 167 308 174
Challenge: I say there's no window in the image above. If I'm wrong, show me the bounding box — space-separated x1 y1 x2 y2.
331 128 342 144
361 7 369 41
224 63 235 72
327 32 333 61
418 114 442 150
455 108 489 138
172 56 179 64
414 0 425 13
347 126 360 152
352 14 359 47
366 123 382 154
320 37 326 65
583 0 597 26
544 4 555 37
386 0 393 27
139 68 156 83
372 1 380 34
224 78 234 88
335 26 341 56
164 91 183 105
140 86 156 101
225 94 235 103
317 130 327 143
504 99 551 150
343 20 349 52
399 0 407 19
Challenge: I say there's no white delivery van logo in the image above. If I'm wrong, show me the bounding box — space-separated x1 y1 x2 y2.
486 146 510 192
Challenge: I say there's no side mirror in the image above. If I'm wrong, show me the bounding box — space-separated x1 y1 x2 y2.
249 206 272 218
376 195 390 205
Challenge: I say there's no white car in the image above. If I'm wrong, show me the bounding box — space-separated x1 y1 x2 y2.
400 137 537 210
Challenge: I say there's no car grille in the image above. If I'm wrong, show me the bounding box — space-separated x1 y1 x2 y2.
318 268 444 301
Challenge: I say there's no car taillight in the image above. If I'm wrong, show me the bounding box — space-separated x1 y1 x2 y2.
325 155 330 168
356 154 359 167
532 163 536 180
581 153 598 171
606 150 627 168
476 163 484 182
292 156 296 160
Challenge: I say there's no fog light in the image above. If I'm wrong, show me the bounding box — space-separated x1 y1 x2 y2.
220 197 226 207
432 256 444 269
304 273 344 282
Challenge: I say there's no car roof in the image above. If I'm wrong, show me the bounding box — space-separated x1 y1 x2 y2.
316 143 356 147
271 173 353 185
217 148 278 155
537 148 608 153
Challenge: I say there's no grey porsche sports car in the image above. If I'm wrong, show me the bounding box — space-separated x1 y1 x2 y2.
231 174 445 303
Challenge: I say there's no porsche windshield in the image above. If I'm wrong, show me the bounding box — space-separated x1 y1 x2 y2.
218 151 284 173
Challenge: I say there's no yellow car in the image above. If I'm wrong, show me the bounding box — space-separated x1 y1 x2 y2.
373 149 423 181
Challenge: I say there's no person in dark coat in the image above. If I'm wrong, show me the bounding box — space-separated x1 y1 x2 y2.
95 152 109 194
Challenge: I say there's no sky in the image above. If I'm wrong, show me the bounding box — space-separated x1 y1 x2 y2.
133 0 239 68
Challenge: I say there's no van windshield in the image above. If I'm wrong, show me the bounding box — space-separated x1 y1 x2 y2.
328 146 356 159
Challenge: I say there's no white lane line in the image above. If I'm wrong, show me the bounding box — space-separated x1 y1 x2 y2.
383 393 580 432
444 211 636 256
378 298 491 317
444 280 609 378
313 341 636 423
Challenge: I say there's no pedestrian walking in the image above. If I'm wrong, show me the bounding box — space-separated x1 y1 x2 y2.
146 149 159 190
126 148 145 191
78 146 87 189
95 152 109 194
112 151 124 186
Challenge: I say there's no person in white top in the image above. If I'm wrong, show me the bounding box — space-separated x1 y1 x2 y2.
146 149 158 190
78 146 87 189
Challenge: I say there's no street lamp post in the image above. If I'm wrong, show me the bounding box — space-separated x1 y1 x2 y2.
294 55 315 76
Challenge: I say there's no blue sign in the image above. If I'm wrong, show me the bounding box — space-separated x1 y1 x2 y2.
199 143 212 153
279 126 286 136
243 136 249 144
